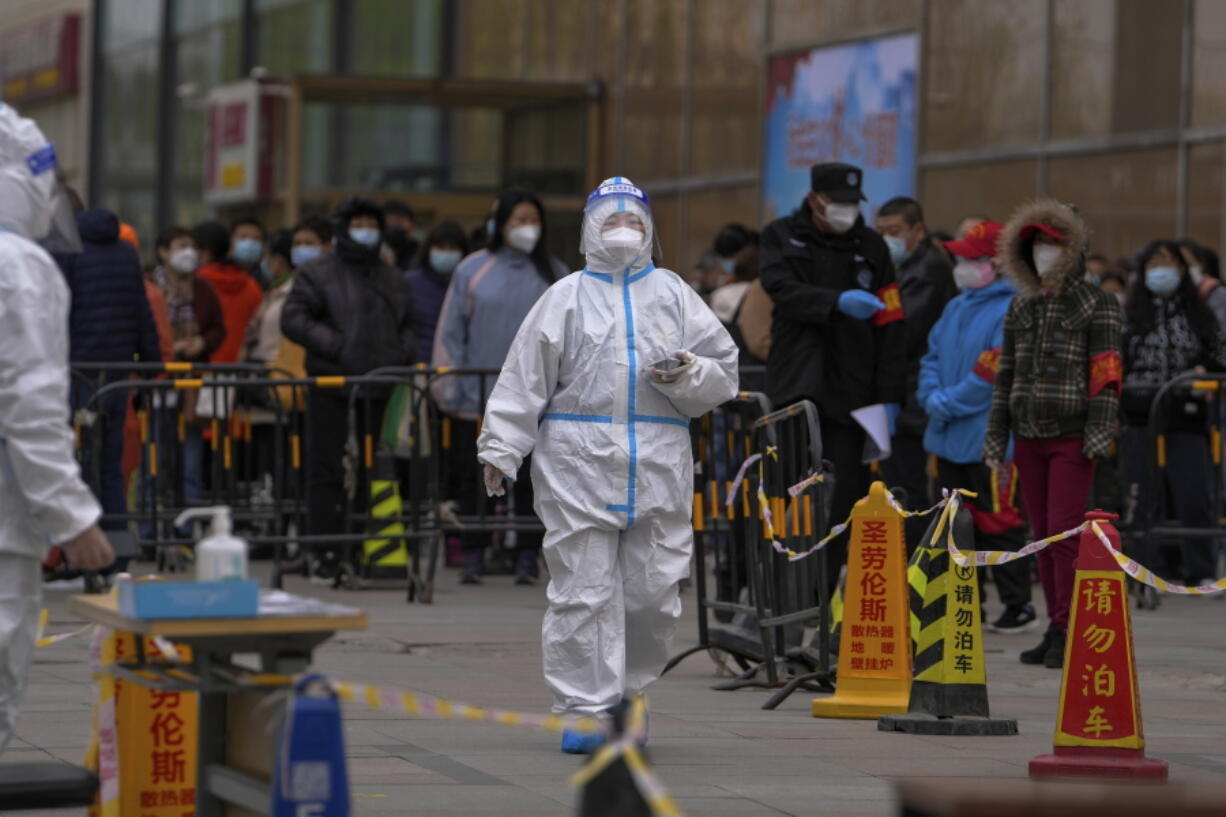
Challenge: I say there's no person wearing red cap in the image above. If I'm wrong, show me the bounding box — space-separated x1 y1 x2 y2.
918 221 1034 633
984 200 1122 669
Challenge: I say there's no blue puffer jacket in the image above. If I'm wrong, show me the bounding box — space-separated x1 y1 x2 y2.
917 277 1016 464
57 209 162 367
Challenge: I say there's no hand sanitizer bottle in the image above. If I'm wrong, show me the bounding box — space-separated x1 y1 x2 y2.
174 506 248 581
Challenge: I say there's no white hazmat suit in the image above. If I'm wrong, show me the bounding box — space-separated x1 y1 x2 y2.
0 104 102 751
478 178 738 716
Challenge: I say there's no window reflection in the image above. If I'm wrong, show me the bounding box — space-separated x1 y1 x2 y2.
920 160 1037 235
1187 142 1224 250
1047 148 1178 259
924 0 1044 152
1051 0 1114 139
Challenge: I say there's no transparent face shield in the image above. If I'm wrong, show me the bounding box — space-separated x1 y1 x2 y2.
580 178 662 269
0 137 81 252
40 177 82 254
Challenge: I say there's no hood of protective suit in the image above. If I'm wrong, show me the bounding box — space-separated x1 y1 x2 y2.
998 198 1089 297
0 104 59 241
580 177 660 274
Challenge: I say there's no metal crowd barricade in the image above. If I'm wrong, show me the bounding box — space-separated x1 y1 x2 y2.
662 391 772 677
415 366 548 576
70 362 302 575
335 365 540 600
75 372 442 601
1126 372 1226 610
710 400 837 708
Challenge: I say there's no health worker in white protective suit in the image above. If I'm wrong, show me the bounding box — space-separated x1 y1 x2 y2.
477 177 739 753
0 104 114 753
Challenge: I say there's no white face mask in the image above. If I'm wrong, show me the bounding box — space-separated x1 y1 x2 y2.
169 247 199 274
823 203 859 234
599 226 647 268
1189 265 1204 285
953 258 995 290
1033 243 1064 277
506 224 541 254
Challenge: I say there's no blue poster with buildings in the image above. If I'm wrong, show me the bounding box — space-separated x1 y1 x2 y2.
762 33 918 224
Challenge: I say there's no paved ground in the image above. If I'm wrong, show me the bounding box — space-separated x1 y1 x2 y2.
6 562 1226 816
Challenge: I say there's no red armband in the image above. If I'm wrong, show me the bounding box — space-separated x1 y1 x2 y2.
871 283 904 327
1088 350 1122 398
973 347 1002 384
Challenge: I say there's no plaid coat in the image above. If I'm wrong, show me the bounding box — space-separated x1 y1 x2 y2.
983 200 1122 463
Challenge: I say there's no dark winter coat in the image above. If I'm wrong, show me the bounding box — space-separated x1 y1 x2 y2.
759 200 907 421
1122 295 1226 430
281 249 416 377
404 265 450 365
984 200 1123 463
895 237 957 435
57 208 162 368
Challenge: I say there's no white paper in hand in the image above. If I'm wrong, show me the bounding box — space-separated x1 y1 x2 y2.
851 404 893 464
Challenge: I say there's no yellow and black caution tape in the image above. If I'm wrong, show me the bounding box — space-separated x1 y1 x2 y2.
35 609 94 648
332 680 606 736
941 491 1086 569
1090 521 1226 595
571 697 682 817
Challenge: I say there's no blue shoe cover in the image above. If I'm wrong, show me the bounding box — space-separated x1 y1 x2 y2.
561 727 606 754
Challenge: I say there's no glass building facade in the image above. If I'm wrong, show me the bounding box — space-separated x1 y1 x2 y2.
83 0 1226 268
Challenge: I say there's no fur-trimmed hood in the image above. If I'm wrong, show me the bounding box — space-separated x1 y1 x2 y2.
997 198 1089 297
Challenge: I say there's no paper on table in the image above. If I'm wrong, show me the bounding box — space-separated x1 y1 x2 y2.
851 403 892 464
258 590 361 618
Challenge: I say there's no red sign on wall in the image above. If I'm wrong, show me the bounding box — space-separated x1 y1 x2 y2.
0 14 81 105
204 80 284 205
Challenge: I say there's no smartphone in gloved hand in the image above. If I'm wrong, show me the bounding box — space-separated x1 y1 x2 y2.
646 351 695 384
649 356 684 372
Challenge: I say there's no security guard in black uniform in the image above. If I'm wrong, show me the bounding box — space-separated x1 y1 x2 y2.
759 162 908 593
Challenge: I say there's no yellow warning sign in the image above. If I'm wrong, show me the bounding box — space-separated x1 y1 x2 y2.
90 631 199 816
908 501 991 719
812 481 911 719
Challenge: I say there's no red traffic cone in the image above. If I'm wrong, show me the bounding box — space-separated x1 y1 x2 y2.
1029 511 1168 780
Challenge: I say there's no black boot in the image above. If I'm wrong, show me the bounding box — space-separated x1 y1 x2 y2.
1020 628 1055 665
1043 628 1067 669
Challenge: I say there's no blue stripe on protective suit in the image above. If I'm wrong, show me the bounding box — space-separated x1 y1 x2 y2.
623 274 638 526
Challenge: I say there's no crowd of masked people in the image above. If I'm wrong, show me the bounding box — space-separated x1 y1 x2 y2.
693 161 1226 670
61 164 1226 662
57 189 572 587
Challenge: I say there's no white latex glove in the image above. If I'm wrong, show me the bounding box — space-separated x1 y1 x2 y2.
483 463 507 497
648 350 696 384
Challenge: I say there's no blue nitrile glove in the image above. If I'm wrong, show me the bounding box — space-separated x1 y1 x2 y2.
885 403 900 436
923 390 954 423
837 290 886 320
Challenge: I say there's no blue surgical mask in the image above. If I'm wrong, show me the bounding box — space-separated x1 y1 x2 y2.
1144 266 1181 296
291 245 321 267
486 218 496 237
429 248 462 274
350 227 381 247
233 237 263 266
719 257 735 275
884 235 908 266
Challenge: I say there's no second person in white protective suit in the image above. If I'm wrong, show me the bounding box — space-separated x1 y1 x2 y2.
0 103 114 754
477 177 739 753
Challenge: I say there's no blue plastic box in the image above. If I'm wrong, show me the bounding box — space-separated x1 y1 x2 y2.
118 579 260 620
